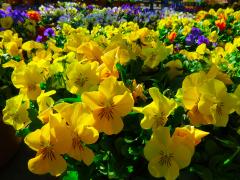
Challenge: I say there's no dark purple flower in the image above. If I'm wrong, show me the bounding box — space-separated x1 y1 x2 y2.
10 10 27 23
44 28 55 37
191 27 202 37
0 10 6 18
185 34 195 46
5 6 12 14
87 5 94 10
36 35 43 42
197 35 210 45
121 4 131 10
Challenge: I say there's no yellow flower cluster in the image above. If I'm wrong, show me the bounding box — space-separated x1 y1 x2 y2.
180 67 238 127
1 23 170 176
1 16 240 179
133 86 209 179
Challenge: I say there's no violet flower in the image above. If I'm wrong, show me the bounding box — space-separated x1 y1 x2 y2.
0 10 6 18
197 35 210 45
36 35 43 42
191 27 202 37
185 34 195 46
44 28 55 37
10 10 27 23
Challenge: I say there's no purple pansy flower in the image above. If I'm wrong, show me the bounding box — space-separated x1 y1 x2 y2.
36 35 43 42
44 28 55 37
185 34 195 46
197 35 210 45
0 10 6 18
191 27 202 37
10 10 27 23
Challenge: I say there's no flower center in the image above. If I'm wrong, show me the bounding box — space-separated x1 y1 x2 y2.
75 73 88 87
153 112 167 128
216 102 224 115
72 135 83 151
98 103 115 121
39 146 56 161
28 84 37 91
159 151 174 167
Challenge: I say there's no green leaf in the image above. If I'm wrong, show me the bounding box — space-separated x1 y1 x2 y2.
127 165 134 173
12 55 21 62
55 95 81 104
28 103 43 132
209 154 230 172
16 128 30 137
116 63 127 84
204 139 219 156
39 82 46 90
63 171 78 180
126 58 143 80
223 147 240 166
190 164 213 180
215 137 237 149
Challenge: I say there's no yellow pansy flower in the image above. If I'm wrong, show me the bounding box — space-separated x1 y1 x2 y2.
207 64 233 85
32 49 52 62
11 63 44 100
54 102 99 165
144 127 194 180
24 113 72 176
182 25 191 36
82 77 134 135
102 46 130 66
5 42 19 56
165 59 183 80
104 25 119 38
134 87 177 130
196 43 210 55
198 79 237 127
208 9 217 16
131 80 147 102
76 41 103 62
37 90 56 123
3 94 31 130
182 72 213 125
210 47 226 64
0 30 13 42
142 42 170 69
172 125 209 149
203 20 211 27
61 23 74 35
98 47 128 81
233 37 240 48
66 61 99 95
225 42 235 54
137 28 158 46
180 50 199 61
208 31 218 43
64 31 90 52
22 40 44 52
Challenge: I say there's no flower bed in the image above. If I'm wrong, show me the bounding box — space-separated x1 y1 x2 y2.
1 2 240 180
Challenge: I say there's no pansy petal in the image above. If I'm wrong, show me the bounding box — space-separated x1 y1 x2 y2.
48 154 67 176
81 146 95 166
82 91 104 110
78 126 99 144
112 92 134 116
28 154 49 175
24 129 42 151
